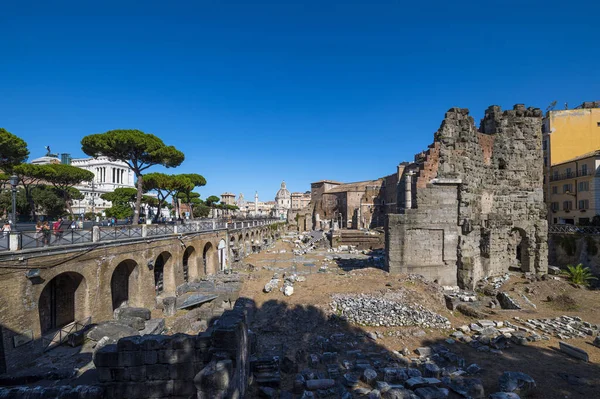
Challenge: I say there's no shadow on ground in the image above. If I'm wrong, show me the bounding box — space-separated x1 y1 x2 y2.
247 297 600 399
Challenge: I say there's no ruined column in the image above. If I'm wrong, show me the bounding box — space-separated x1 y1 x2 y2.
405 171 413 209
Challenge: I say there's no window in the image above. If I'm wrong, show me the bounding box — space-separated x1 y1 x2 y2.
553 171 559 180
551 202 559 211
578 181 589 192
581 164 588 176
563 184 573 193
597 122 600 127
563 201 573 211
544 157 548 167
543 140 548 150
566 167 572 177
580 218 590 225
552 186 558 194
578 199 589 210
553 218 557 224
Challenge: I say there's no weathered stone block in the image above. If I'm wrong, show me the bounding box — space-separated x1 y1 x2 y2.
93 344 119 368
194 360 233 399
559 341 589 362
115 307 152 321
118 350 144 367
129 365 146 382
170 363 196 380
117 336 143 351
172 380 196 396
144 350 158 365
158 349 194 364
146 364 170 380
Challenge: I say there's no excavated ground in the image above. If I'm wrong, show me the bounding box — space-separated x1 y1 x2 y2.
239 238 600 399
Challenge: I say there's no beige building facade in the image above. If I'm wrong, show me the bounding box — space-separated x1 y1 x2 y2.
546 151 600 225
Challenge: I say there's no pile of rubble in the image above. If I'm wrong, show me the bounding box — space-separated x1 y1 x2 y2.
251 331 536 399
515 315 599 340
331 293 451 328
450 319 548 352
264 272 307 296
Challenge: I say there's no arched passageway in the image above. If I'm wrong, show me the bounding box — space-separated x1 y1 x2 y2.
39 272 88 334
203 242 218 275
182 246 197 282
111 260 140 310
508 228 531 272
154 251 172 295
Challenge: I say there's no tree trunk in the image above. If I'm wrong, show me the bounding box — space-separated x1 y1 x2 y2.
188 202 194 220
133 174 143 225
24 185 37 222
156 193 164 222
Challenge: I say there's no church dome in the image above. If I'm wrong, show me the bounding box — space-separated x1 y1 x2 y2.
275 181 291 200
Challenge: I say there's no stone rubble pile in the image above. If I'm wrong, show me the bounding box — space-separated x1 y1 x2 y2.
251 331 536 399
514 315 599 340
479 274 510 290
442 286 478 310
450 319 548 352
263 272 307 296
331 294 451 329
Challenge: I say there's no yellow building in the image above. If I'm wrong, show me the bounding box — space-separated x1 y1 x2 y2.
546 151 600 225
544 102 600 224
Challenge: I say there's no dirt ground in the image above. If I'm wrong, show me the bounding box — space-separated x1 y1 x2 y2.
239 238 600 399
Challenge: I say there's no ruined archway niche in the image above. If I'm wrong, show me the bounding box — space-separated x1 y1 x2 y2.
38 272 88 334
182 246 198 282
508 228 531 272
154 251 173 295
111 260 140 310
203 242 218 275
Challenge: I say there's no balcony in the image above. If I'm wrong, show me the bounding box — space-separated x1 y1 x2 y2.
549 169 594 182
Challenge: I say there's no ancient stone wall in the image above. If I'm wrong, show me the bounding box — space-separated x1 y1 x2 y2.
94 298 252 399
548 234 600 275
0 224 279 374
386 105 548 288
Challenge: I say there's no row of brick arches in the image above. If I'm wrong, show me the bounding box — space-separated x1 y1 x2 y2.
38 241 223 334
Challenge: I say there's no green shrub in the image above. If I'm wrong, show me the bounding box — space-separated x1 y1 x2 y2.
561 263 598 286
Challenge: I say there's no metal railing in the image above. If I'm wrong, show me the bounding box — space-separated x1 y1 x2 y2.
2 218 281 252
147 224 176 236
99 226 143 241
19 229 93 249
548 225 600 235
549 169 595 182
0 233 9 252
41 316 92 352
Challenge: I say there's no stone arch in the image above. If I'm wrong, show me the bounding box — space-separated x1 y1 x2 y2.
508 228 531 272
203 242 218 275
111 259 141 310
38 272 88 334
154 251 174 295
183 246 198 282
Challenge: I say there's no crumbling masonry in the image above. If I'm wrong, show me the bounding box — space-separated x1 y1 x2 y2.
386 105 548 288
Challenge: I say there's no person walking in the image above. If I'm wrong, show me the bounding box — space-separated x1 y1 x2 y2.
1 220 11 239
42 221 50 246
35 221 43 247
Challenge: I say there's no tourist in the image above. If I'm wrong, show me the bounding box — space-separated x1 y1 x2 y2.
53 218 64 242
35 222 43 247
42 221 50 246
1 220 11 238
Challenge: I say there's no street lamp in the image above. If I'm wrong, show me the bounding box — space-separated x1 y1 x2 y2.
9 175 18 226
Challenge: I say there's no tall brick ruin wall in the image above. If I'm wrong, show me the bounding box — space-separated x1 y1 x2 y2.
386 105 548 288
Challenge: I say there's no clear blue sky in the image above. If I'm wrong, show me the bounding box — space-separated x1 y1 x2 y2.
1 1 599 201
